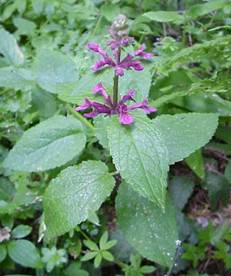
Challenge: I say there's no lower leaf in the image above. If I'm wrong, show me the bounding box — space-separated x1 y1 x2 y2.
116 182 178 268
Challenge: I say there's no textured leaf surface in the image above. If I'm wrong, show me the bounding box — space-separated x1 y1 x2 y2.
0 28 24 65
44 161 115 239
34 49 77 93
3 115 86 172
0 67 33 90
116 182 178 268
107 114 169 208
8 239 42 268
152 113 218 165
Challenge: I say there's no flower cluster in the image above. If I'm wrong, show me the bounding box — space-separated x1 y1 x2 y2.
75 14 156 125
76 83 156 125
88 42 153 76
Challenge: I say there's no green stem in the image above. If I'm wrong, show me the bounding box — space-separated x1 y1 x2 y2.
113 74 119 106
113 48 121 106
67 105 95 133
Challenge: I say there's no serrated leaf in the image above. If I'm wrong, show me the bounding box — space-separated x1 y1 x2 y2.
33 49 77 93
107 114 169 208
0 28 24 66
116 182 178 268
3 115 86 172
152 113 218 165
44 161 115 239
8 239 42 268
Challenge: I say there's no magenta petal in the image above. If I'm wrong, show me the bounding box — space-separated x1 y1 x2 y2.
92 60 108 72
130 61 144 71
92 82 109 99
128 99 157 114
84 110 99 118
119 112 134 125
87 42 100 52
134 44 153 60
75 99 92 111
120 90 136 103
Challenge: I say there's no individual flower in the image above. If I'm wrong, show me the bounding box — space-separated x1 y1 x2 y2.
87 42 153 76
75 82 156 125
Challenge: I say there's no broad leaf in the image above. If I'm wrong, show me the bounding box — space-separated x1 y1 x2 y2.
187 0 228 18
3 115 86 172
143 11 184 23
44 161 115 239
116 182 178 268
107 114 169 208
33 49 77 93
152 113 218 165
0 28 24 66
8 239 42 268
11 224 32 239
0 67 33 90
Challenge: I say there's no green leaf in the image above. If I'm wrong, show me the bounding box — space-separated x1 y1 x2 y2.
94 115 110 150
142 11 184 23
33 49 77 93
0 244 7 263
44 161 115 239
58 70 112 104
83 240 99 251
13 17 36 35
187 0 228 18
99 232 109 249
107 114 169 208
11 225 32 239
94 253 102 268
3 115 86 172
8 239 42 268
0 28 24 66
169 176 194 211
116 182 178 268
152 113 219 165
81 251 98 262
100 4 120 21
102 251 114 262
0 67 33 90
185 150 205 179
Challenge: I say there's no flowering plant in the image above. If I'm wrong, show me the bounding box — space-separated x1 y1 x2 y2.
3 15 219 270
76 14 156 125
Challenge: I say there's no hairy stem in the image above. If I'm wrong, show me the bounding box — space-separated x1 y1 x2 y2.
113 47 121 106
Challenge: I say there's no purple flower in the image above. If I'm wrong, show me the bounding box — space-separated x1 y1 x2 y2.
108 36 134 50
76 83 156 125
87 42 153 76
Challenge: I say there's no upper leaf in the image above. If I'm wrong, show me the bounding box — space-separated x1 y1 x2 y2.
107 113 169 208
3 115 86 172
152 113 219 165
43 161 115 239
116 182 178 268
0 28 24 66
33 49 77 93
